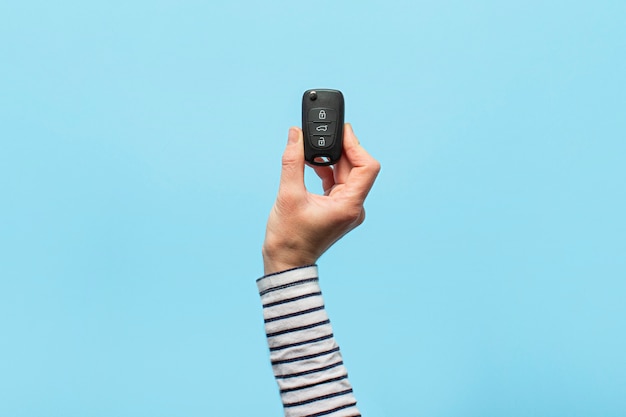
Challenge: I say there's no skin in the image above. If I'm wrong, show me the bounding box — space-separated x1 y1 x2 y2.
262 123 381 275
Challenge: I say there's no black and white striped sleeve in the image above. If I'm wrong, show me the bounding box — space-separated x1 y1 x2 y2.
257 265 361 417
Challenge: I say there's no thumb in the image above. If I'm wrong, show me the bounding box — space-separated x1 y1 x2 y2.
278 127 306 197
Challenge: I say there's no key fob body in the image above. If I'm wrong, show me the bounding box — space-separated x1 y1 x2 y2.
302 89 344 166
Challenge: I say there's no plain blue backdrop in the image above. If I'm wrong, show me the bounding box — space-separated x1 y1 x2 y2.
1 0 625 415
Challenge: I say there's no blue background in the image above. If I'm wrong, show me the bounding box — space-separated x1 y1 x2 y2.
1 0 625 415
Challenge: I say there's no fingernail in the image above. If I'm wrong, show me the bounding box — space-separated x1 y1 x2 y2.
288 127 299 144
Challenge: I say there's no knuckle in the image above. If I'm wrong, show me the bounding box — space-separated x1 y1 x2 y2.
281 151 298 168
338 204 364 225
276 191 300 212
356 209 366 226
369 159 381 175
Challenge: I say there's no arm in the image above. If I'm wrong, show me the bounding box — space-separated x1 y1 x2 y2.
259 125 380 416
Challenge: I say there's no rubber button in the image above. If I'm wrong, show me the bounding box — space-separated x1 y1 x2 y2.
308 108 337 122
310 135 335 149
308 121 336 135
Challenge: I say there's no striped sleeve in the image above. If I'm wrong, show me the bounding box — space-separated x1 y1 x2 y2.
257 265 361 417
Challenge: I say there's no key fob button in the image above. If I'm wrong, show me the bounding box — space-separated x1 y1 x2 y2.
308 122 336 135
308 108 337 122
310 135 335 149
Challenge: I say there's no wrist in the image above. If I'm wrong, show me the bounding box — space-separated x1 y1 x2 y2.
262 240 317 275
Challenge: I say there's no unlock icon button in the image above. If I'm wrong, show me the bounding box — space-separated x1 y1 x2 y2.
311 135 334 149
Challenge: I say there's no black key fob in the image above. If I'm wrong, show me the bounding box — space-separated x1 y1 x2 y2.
302 89 345 166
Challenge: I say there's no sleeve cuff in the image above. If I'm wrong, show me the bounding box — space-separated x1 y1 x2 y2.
256 264 318 294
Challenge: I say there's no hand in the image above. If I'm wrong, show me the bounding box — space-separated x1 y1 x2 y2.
262 124 381 275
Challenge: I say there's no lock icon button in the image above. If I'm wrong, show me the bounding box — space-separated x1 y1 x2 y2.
308 108 337 122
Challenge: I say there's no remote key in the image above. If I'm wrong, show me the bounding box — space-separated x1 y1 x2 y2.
302 89 345 166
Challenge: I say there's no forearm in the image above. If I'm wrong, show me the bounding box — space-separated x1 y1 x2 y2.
257 265 361 417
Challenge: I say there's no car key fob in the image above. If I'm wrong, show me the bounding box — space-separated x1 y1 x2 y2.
302 89 345 166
